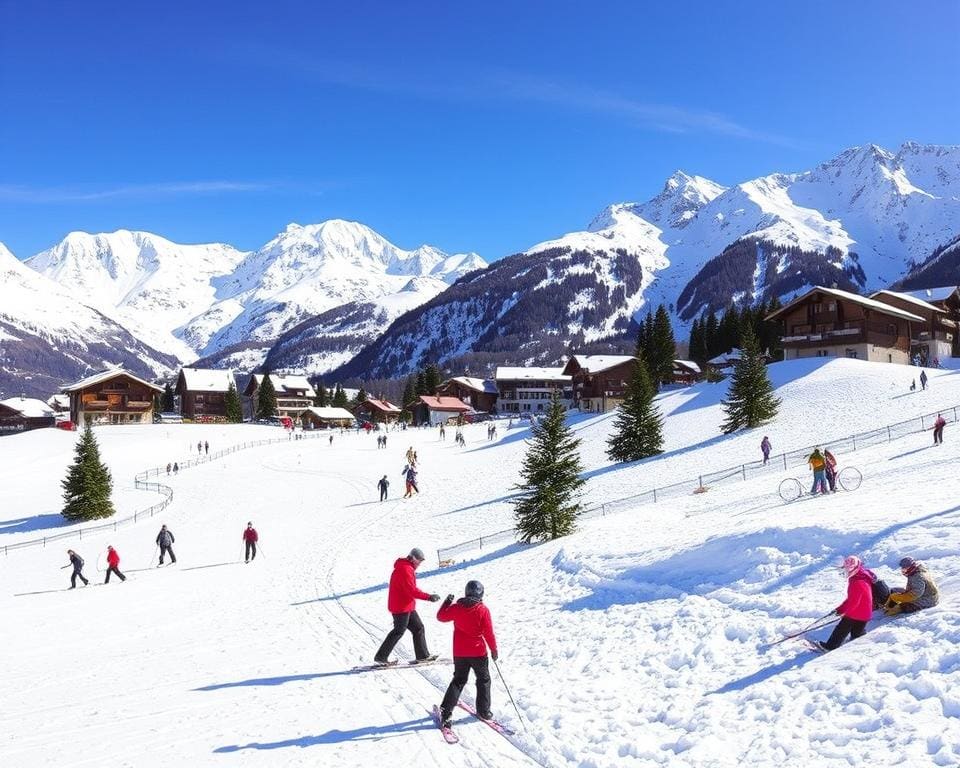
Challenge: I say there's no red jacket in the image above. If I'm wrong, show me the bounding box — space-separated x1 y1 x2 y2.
387 557 431 614
243 527 258 542
106 548 120 568
437 598 498 657
836 569 874 621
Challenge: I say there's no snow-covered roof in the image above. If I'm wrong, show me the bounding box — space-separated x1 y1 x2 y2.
708 349 742 365
566 355 636 374
870 290 946 314
901 286 959 303
767 286 924 323
495 366 571 382
447 376 498 394
416 395 471 412
251 373 316 397
63 368 163 393
179 367 236 392
304 407 355 421
47 394 69 409
0 396 55 418
673 359 702 373
361 398 402 413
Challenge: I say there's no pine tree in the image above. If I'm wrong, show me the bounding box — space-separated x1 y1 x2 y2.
606 351 663 462
415 370 428 396
424 364 441 395
401 376 416 410
256 374 278 419
705 311 719 357
161 382 175 412
513 391 585 542
313 378 328 407
61 423 115 522
355 387 368 405
332 384 349 408
648 305 676 387
720 324 781 434
224 381 243 423
689 318 709 364
641 309 655 361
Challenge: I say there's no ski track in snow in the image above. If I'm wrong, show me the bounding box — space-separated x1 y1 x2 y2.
2 357 960 766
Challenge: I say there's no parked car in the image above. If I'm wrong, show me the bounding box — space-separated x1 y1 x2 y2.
56 420 76 431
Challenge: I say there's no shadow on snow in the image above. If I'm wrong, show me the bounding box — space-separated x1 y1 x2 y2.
212 716 434 751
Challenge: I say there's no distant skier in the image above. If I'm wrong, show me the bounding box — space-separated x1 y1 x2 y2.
382 434 387 449
173 462 179 474
156 524 176 565
104 546 127 583
437 580 499 728
439 424 446 441
406 446 415 466
807 448 828 495
204 440 209 455
166 462 171 476
910 379 916 392
402 465 419 498
920 370 928 390
197 441 202 454
373 548 440 665
933 413 946 445
65 549 89 588
378 474 390 502
329 434 334 446
884 557 940 615
243 522 259 563
760 436 772 465
815 556 873 652
824 448 838 493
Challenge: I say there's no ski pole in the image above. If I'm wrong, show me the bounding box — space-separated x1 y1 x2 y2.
761 612 838 648
492 657 524 729
147 544 159 568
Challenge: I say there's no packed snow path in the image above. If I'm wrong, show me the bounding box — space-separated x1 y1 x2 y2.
1 358 959 767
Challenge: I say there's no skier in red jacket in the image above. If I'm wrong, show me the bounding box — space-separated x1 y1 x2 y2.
243 522 258 563
437 580 498 728
373 548 440 665
817 555 873 651
104 545 127 584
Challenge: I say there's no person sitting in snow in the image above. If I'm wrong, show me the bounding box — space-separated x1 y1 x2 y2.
817 555 873 652
884 557 940 615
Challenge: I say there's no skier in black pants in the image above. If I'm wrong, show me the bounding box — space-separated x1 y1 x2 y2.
156 524 176 565
65 549 89 588
373 549 440 664
243 522 258 562
378 474 390 502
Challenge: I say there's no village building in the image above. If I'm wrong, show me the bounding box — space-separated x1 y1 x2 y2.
871 289 958 363
436 377 498 413
705 348 743 375
244 373 316 420
766 286 922 364
176 367 236 422
495 366 573 414
46 393 70 414
354 397 403 424
300 406 356 429
0 396 56 435
561 355 635 413
62 369 163 426
408 395 472 426
672 359 702 385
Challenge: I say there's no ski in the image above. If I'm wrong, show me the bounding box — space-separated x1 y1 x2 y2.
801 638 827 654
457 700 515 736
350 657 449 672
432 705 459 744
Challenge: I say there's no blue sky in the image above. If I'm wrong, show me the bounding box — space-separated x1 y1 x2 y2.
1 1 957 260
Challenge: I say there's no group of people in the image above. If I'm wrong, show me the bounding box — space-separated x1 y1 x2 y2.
486 423 498 441
910 369 929 391
62 522 261 586
818 554 940 652
376 434 389 449
374 548 498 729
807 447 839 494
192 440 210 454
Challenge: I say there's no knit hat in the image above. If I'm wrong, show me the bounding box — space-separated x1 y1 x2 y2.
842 555 861 577
465 580 484 599
899 557 916 570
409 548 425 562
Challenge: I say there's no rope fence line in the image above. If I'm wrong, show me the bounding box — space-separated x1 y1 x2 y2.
435 402 960 566
2 430 326 556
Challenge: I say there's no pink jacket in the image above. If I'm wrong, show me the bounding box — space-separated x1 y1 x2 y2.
836 569 874 621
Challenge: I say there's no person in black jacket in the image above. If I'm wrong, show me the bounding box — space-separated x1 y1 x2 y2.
156 524 176 565
378 474 390 502
65 549 89 588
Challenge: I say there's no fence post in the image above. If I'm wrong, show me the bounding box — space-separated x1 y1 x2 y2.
782 453 787 470
920 416 925 430
852 436 857 450
653 487 657 503
741 464 746 480
887 425 891 441
479 535 483 550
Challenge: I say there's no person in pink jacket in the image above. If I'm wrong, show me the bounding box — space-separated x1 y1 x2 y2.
817 555 874 651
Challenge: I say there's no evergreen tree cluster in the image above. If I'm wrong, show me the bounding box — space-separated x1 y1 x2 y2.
61 424 115 522
255 373 278 419
633 304 676 388
224 381 243 423
513 391 585 542
720 325 782 434
687 299 784 365
892 233 960 291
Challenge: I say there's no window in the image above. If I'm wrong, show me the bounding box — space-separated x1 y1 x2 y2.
846 349 858 359
816 349 830 357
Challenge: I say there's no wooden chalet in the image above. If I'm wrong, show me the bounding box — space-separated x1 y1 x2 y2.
301 406 356 429
62 369 162 425
766 286 922 365
495 367 573 414
872 289 958 362
436 377 498 413
244 373 316 420
354 398 402 424
0 396 56 435
561 355 635 413
408 395 472 426
176 367 236 421
672 359 702 385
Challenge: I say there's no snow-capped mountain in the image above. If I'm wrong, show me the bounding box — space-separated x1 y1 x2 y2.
27 230 248 361
0 242 177 399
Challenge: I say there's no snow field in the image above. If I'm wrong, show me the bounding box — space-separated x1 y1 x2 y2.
1 357 959 766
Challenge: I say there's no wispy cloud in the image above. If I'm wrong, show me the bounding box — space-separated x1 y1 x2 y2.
0 180 322 203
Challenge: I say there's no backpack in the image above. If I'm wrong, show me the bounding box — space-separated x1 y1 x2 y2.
871 578 891 609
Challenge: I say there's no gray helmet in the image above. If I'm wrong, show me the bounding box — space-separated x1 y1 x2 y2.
465 580 484 599
409 548 425 562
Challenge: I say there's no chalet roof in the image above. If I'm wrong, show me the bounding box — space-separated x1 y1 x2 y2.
304 406 356 421
901 286 960 303
47 394 70 409
563 355 636 375
495 366 571 382
179 367 236 392
673 359 702 373
360 398 402 414
766 286 924 323
446 376 498 394
708 348 742 366
63 368 163 394
0 396 54 418
869 290 946 314
250 373 316 397
415 395 471 412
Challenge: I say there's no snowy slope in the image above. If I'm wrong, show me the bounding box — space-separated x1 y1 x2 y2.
0 242 177 398
2 358 958 767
